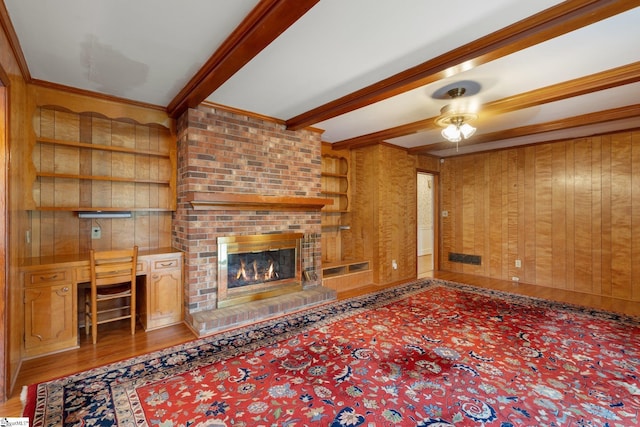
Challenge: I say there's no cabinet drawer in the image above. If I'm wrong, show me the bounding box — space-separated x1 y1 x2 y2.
75 267 90 283
151 256 181 271
137 260 148 274
25 269 71 287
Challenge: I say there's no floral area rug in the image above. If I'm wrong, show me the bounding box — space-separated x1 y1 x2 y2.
24 279 640 426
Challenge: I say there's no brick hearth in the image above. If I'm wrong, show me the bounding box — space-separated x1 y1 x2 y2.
191 286 336 336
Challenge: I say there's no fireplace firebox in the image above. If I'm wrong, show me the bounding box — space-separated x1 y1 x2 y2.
217 233 303 308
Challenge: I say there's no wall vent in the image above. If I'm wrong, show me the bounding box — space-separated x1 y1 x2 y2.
448 252 481 265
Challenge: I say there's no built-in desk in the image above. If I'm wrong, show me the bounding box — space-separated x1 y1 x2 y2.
20 248 184 358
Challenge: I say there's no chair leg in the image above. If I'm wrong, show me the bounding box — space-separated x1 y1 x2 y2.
91 290 98 345
130 293 136 335
84 290 90 336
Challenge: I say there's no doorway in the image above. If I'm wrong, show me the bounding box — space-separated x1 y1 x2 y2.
417 172 434 277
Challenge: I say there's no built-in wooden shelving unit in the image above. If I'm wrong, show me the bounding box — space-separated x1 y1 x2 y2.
320 144 372 291
321 259 373 292
31 133 176 212
321 154 349 213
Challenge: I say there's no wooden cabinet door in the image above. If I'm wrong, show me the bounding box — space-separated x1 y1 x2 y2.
24 284 77 356
150 270 181 319
142 254 183 330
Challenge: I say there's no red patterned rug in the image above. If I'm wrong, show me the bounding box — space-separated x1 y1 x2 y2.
24 279 640 426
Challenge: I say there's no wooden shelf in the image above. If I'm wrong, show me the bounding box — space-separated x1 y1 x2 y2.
34 207 173 212
322 194 348 211
321 259 373 292
322 260 370 278
321 172 348 178
37 172 170 185
37 137 171 158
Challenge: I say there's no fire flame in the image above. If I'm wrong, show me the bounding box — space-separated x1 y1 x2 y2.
236 260 246 280
265 261 274 280
235 258 278 282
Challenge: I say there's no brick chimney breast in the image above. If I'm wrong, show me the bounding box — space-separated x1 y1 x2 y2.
173 105 327 333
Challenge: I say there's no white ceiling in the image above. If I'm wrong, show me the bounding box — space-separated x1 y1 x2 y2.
5 0 640 157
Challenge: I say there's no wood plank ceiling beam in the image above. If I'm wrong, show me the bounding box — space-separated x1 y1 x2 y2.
167 0 320 119
286 0 640 131
332 61 640 151
0 1 31 81
410 104 640 154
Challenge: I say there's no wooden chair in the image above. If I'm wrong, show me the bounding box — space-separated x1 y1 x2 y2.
85 246 138 344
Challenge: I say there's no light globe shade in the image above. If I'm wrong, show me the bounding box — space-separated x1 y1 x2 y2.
460 123 476 139
442 124 461 142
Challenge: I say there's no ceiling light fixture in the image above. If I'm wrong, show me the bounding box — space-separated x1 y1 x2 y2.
435 88 478 150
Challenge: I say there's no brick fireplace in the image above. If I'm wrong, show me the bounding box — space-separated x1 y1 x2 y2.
173 104 336 336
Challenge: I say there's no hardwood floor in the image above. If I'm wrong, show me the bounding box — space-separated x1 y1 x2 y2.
2 270 638 417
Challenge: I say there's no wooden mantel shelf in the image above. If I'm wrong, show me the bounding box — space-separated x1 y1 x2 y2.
186 192 333 211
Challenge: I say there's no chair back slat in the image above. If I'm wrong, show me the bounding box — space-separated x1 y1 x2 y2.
90 248 138 288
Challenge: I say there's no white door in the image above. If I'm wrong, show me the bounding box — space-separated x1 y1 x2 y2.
417 173 434 273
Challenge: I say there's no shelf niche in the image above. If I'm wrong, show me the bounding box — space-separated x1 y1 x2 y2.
321 152 349 213
30 107 176 212
320 143 352 264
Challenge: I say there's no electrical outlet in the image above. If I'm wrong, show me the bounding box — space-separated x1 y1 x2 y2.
515 259 522 268
392 260 398 270
91 226 101 239
442 210 449 217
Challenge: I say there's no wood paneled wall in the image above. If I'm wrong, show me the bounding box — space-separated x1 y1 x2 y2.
441 131 640 302
345 144 437 285
2 17 32 400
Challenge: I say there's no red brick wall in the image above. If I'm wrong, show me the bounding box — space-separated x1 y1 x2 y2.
173 105 323 326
